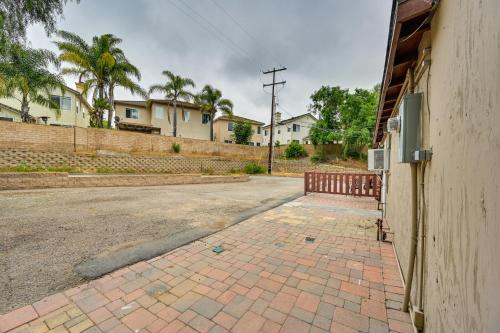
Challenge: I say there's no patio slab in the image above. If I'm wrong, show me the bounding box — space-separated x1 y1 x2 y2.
0 193 411 333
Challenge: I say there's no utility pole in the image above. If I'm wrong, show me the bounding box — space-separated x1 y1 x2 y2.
263 67 286 174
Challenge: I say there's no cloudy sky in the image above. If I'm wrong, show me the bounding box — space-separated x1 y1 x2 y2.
27 0 392 124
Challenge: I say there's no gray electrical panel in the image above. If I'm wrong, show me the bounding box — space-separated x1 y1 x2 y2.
398 93 422 163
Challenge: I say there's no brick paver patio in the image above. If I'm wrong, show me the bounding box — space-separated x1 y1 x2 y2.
0 194 412 333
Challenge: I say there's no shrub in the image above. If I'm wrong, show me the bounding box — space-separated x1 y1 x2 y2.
243 162 266 174
310 146 327 164
172 142 181 153
201 166 215 175
232 121 253 145
284 142 308 159
274 140 281 147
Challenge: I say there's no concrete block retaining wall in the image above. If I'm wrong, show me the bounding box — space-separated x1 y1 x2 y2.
0 149 345 175
0 172 249 190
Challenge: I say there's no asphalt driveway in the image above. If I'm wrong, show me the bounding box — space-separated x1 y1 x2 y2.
0 176 303 314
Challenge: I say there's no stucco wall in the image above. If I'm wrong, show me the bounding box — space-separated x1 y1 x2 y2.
263 115 315 145
383 1 500 332
213 118 263 145
115 102 210 140
0 88 90 127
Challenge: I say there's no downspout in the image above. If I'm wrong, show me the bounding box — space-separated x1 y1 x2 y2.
402 68 417 313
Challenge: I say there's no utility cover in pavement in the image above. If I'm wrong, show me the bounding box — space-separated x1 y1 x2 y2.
212 245 224 254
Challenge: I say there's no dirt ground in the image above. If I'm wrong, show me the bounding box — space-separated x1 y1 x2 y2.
0 176 303 314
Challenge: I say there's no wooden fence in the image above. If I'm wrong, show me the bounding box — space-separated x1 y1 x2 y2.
304 171 381 199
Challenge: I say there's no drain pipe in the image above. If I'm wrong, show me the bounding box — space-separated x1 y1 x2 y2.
402 68 418 313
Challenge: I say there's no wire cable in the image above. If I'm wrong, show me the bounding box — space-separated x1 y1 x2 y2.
209 0 281 66
176 0 263 71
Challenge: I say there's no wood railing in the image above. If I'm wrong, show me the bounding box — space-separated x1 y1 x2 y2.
304 172 381 199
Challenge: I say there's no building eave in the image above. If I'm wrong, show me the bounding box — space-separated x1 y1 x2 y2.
373 0 436 146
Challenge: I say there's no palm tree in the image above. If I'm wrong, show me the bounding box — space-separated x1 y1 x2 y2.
55 31 137 128
196 85 233 141
148 71 195 137
107 56 146 128
0 44 65 122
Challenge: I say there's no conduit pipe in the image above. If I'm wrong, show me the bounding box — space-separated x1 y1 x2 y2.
418 161 427 310
402 68 418 313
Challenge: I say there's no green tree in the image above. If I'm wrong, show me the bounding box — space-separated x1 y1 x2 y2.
0 44 65 122
307 85 379 158
149 71 195 137
340 87 379 158
231 121 253 145
0 0 79 42
55 31 143 128
107 57 146 128
196 85 233 141
308 86 347 145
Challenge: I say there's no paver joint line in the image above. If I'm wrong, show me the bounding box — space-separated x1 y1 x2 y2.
1 194 411 333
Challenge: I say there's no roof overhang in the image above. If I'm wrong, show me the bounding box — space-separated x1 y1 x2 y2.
214 115 264 126
114 99 201 111
117 122 161 134
373 0 436 146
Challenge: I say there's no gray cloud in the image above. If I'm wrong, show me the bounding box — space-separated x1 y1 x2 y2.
27 0 392 123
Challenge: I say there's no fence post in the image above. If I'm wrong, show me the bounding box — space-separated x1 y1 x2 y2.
304 172 307 196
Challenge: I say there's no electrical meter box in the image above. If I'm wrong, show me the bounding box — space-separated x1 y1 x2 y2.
368 149 389 171
398 93 422 163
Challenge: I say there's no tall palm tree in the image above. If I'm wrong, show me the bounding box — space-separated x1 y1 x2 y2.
55 31 139 128
148 71 195 137
107 56 146 128
0 44 65 122
196 85 233 141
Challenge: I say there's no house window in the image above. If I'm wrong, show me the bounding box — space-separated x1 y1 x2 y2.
293 124 300 132
76 100 80 113
50 95 71 111
183 111 190 122
278 129 281 134
154 106 164 119
256 142 261 146
224 140 233 144
126 108 139 119
202 113 211 124
228 122 234 131
287 127 291 132
264 129 268 136
249 142 255 146
257 127 261 134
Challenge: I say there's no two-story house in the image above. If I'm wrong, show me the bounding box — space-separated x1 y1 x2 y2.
213 115 264 146
114 99 211 140
0 84 91 127
262 112 317 146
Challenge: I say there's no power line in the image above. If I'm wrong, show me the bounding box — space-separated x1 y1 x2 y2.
209 0 281 66
175 0 263 71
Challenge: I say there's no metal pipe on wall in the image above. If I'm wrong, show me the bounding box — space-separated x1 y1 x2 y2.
403 162 418 312
402 68 418 313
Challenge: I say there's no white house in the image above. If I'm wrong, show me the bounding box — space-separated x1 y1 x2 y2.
262 112 317 146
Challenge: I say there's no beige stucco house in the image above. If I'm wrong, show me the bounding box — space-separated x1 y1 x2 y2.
0 85 91 127
373 1 500 332
213 115 264 146
114 99 211 140
262 112 316 146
